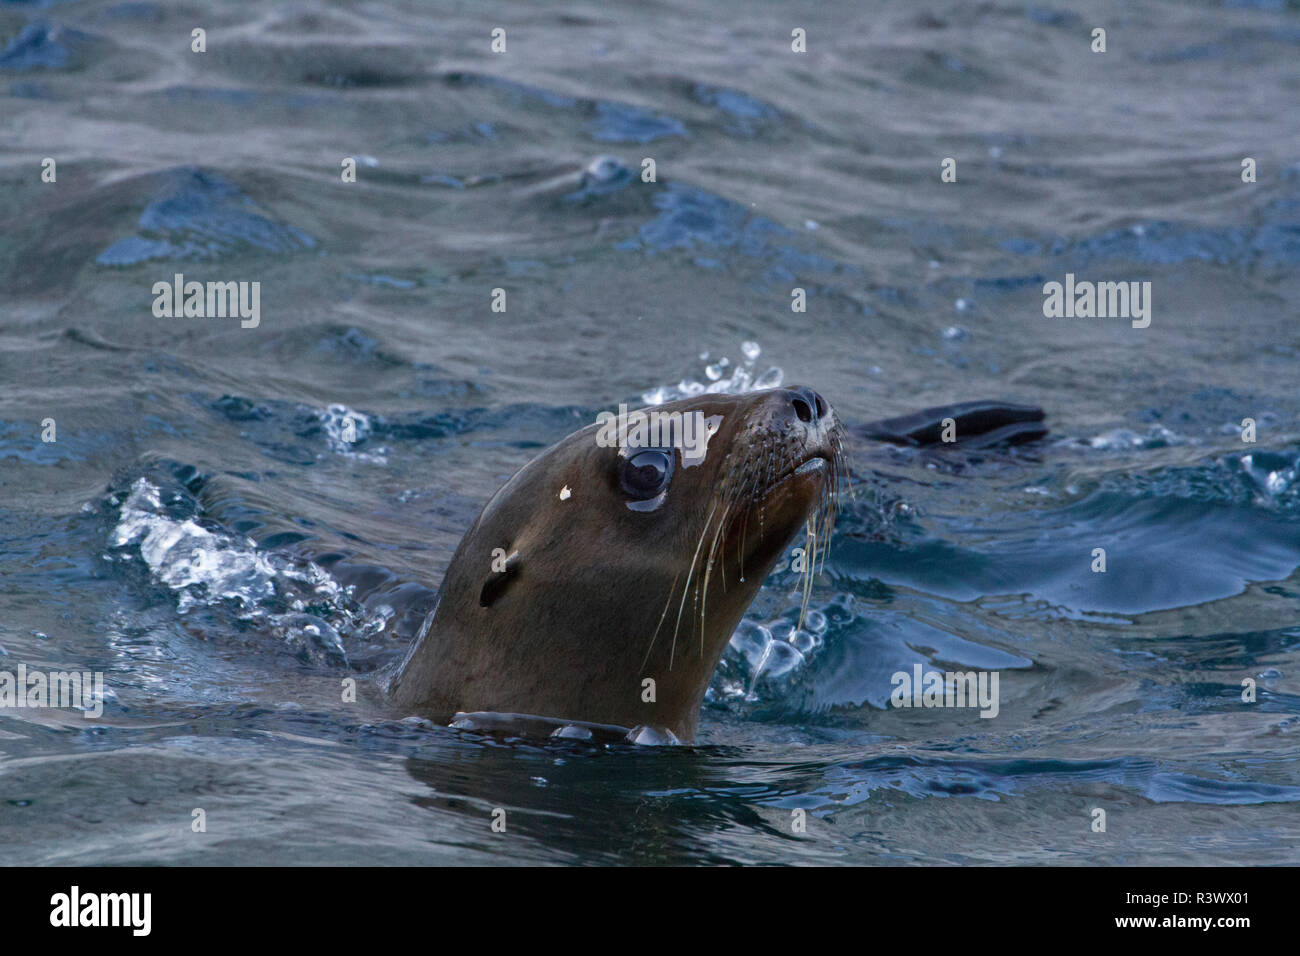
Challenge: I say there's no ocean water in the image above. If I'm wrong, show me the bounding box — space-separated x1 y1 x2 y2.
1 0 1299 865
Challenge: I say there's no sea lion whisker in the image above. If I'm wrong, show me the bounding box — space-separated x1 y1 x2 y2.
796 513 816 631
700 498 735 656
816 484 835 578
671 497 718 669
641 569 683 671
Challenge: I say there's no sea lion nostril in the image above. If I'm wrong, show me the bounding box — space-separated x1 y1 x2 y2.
788 386 824 424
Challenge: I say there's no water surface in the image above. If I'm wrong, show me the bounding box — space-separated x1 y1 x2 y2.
2 0 1299 864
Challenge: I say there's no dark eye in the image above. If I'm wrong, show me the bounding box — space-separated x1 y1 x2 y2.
620 448 673 500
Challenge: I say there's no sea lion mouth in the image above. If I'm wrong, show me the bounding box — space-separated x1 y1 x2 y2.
725 447 840 563
782 454 831 483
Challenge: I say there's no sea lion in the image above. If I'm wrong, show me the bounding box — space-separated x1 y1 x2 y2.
386 386 847 742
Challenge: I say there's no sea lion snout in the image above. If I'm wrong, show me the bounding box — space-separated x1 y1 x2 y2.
760 385 837 441
745 385 842 483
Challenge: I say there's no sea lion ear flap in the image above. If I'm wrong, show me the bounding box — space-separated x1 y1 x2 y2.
479 549 521 608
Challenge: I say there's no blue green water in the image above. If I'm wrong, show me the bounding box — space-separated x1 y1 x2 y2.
1 0 1298 864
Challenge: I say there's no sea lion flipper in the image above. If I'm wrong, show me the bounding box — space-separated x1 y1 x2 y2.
858 400 1046 447
955 420 1049 449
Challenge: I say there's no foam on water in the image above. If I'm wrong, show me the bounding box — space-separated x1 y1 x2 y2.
109 478 390 665
318 403 388 464
1086 424 1186 450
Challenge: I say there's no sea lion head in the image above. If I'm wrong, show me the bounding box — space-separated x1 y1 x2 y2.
388 386 846 741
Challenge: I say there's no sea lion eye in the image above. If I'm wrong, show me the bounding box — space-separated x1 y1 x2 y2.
620 448 673 500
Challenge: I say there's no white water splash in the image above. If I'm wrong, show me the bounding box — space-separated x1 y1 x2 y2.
641 340 783 405
110 478 390 664
718 596 854 701
319 403 388 464
1239 452 1299 500
1087 424 1185 450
